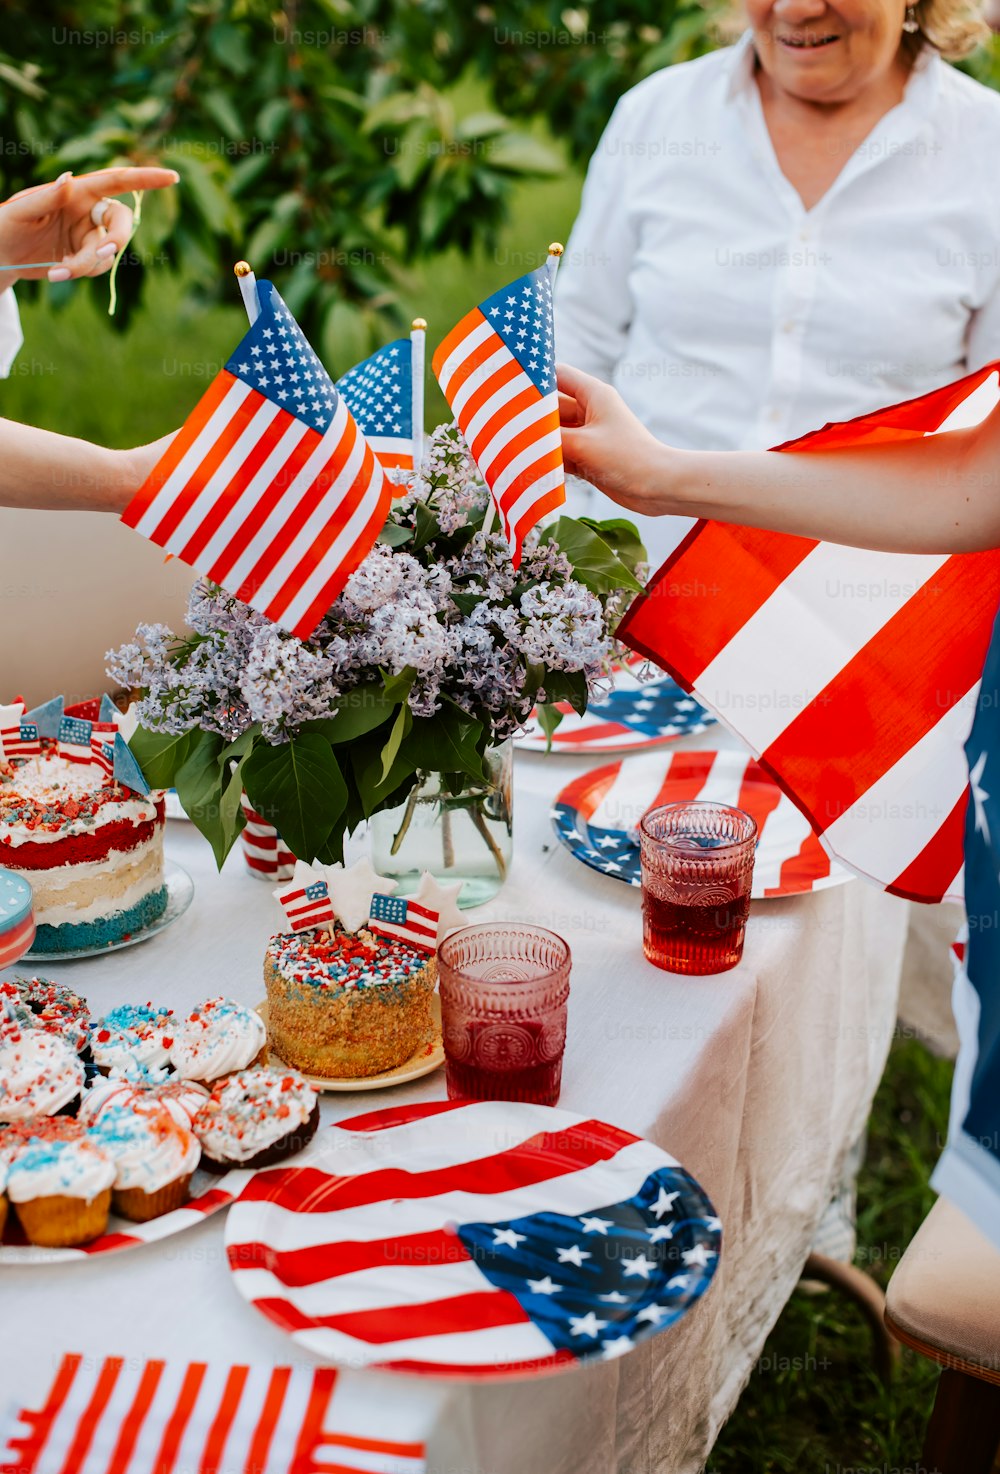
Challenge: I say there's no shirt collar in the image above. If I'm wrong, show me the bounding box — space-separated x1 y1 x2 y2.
724 26 943 112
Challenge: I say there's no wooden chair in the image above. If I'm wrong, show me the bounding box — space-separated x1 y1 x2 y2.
885 1197 1000 1473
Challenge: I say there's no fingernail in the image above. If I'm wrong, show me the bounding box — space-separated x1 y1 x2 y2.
47 266 71 281
167 170 180 182
54 171 72 185
96 241 118 258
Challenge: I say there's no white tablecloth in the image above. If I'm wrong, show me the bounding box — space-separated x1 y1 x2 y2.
1 732 911 1473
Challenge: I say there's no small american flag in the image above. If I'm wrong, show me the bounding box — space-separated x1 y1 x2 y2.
0 1353 429 1474
0 703 23 761
433 261 565 566
89 722 117 778
57 715 93 766
338 338 414 471
275 876 335 933
368 893 438 953
122 281 392 640
619 362 1000 905
12 724 40 760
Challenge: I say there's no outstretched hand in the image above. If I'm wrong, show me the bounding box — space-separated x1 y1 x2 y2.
557 363 670 517
0 166 180 288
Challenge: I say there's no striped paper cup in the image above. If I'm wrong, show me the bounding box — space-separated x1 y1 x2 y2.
239 795 296 882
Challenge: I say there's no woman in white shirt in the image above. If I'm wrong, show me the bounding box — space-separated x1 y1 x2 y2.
555 0 1000 562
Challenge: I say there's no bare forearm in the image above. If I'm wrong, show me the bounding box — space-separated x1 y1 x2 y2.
0 418 143 513
667 425 997 553
558 364 1000 557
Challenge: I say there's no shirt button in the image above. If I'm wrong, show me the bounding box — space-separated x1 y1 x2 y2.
767 408 782 422
782 320 796 334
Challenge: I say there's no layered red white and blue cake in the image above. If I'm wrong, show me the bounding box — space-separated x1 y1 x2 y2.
0 697 164 953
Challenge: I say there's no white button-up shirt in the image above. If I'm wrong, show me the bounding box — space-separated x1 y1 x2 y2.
554 35 1000 561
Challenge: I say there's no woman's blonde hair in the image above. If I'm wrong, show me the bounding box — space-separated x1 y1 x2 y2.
903 0 991 59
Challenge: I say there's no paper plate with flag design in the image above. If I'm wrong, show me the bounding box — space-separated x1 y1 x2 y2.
516 670 715 754
551 749 852 898
225 1099 721 1380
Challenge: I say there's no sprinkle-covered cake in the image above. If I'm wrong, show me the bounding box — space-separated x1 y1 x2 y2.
0 751 165 953
264 925 437 1078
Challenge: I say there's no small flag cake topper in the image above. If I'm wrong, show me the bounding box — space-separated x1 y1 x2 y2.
274 860 335 933
368 893 439 953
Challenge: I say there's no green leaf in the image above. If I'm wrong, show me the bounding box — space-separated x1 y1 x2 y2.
542 669 589 717
541 517 645 595
380 702 412 782
303 684 396 745
580 517 647 574
378 522 413 548
351 743 416 820
243 733 347 863
128 727 201 790
402 702 485 784
381 666 417 705
410 501 441 552
450 590 487 616
536 703 564 751
487 133 562 176
173 732 232 869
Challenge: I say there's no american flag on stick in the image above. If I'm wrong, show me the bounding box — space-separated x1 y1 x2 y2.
337 322 425 474
368 893 439 953
0 1352 430 1474
433 247 566 566
122 278 392 640
0 703 39 762
618 361 1000 905
89 722 117 778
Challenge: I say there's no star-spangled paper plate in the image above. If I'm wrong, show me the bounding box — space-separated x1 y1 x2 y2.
515 670 715 754
551 748 852 899
0 1166 252 1265
225 1099 721 1380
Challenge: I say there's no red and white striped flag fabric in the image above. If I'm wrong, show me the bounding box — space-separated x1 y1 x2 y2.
122 281 392 641
274 862 335 932
89 723 117 779
367 893 439 953
618 362 1000 905
0 1353 429 1474
0 703 24 761
239 794 296 881
56 716 93 767
433 263 565 566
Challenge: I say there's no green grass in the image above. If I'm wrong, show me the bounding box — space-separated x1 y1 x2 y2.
709 1034 954 1472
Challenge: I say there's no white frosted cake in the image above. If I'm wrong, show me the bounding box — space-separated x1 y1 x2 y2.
0 752 166 952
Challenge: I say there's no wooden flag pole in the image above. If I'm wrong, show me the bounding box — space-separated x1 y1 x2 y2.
410 317 426 476
234 259 260 327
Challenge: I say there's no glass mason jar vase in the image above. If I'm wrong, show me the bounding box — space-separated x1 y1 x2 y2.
369 739 513 907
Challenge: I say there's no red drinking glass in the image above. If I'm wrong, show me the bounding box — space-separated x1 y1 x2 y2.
437 923 571 1105
639 802 757 975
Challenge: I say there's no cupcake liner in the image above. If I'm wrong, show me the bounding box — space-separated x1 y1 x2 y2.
112 1172 194 1223
14 1188 111 1247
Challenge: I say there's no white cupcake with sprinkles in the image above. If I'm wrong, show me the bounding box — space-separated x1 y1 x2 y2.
193 1066 319 1171
0 1024 85 1122
89 1003 175 1079
167 996 268 1084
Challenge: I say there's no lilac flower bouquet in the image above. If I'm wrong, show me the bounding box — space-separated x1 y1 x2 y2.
109 425 645 880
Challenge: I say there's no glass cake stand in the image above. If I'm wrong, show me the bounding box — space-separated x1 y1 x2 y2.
23 860 194 962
